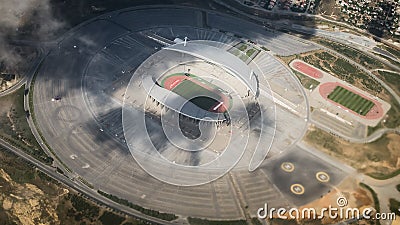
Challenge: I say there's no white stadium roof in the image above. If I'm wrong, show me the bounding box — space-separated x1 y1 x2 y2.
165 41 259 96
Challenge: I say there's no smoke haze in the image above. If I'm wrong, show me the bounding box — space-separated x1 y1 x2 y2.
0 0 64 68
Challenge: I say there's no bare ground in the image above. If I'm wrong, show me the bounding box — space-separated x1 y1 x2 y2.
304 126 400 178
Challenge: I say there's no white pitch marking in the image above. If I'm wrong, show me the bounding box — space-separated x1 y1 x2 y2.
213 102 224 111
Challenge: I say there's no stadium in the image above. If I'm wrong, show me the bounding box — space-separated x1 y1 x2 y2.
139 40 259 125
121 40 270 186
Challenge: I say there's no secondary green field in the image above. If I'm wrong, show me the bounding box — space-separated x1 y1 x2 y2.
327 86 375 116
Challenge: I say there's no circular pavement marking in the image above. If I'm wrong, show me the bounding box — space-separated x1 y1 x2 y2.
290 184 305 195
55 105 82 122
281 162 295 172
316 171 330 183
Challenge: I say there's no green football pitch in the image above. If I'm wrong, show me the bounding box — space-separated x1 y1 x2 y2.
327 86 374 116
166 77 223 111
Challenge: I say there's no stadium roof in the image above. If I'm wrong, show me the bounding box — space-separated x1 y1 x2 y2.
164 41 259 96
140 41 260 122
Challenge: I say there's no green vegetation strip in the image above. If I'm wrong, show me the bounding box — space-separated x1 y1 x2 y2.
69 194 100 219
381 45 400 59
359 183 380 211
313 38 385 70
188 217 247 225
384 96 400 129
377 70 400 94
389 199 400 216
328 86 374 116
99 211 126 225
367 169 400 180
359 183 381 225
97 190 178 221
0 86 53 165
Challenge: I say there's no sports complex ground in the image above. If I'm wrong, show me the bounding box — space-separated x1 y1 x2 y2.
290 59 389 126
327 86 374 116
319 82 385 120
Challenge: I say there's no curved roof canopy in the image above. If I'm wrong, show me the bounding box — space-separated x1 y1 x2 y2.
164 41 258 96
141 41 259 122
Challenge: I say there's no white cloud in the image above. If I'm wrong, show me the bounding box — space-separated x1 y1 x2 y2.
0 0 64 68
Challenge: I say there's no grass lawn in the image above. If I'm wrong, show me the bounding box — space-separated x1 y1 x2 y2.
173 79 222 111
328 86 374 116
228 43 260 62
238 43 248 51
161 73 229 112
292 70 320 90
281 50 399 128
246 48 256 57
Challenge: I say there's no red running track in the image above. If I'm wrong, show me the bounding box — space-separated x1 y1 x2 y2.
292 61 323 79
163 75 188 90
161 75 231 113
